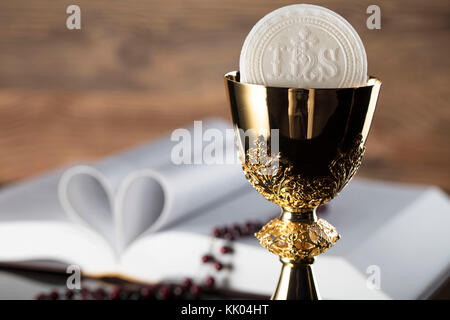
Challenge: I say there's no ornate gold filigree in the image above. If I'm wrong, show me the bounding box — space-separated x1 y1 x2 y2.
241 135 365 211
255 217 340 260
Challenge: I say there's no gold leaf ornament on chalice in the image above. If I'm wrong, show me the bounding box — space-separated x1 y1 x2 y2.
225 71 381 299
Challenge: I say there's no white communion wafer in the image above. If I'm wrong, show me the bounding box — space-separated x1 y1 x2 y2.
240 4 367 88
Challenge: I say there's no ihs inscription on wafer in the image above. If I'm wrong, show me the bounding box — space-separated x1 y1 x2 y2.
266 27 340 84
240 4 368 88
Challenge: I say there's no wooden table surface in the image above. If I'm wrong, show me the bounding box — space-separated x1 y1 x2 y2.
0 0 449 191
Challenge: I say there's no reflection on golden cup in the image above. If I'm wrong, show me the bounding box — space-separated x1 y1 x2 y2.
224 71 381 300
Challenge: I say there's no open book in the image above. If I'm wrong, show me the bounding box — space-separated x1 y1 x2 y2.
0 118 449 299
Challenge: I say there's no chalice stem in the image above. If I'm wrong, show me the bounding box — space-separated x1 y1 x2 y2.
272 258 320 300
255 209 339 300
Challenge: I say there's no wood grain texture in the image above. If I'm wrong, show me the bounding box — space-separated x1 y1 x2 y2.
0 0 449 190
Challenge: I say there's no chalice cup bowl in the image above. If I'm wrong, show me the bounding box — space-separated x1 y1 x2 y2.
224 71 381 300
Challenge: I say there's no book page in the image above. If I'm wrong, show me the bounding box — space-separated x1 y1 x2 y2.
58 118 235 251
0 169 116 272
115 161 248 251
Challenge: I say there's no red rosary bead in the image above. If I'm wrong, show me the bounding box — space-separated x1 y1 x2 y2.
182 277 193 288
220 245 232 254
201 254 213 263
205 276 215 288
190 284 201 298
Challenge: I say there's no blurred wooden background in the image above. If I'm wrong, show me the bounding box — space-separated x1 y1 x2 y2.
0 0 449 190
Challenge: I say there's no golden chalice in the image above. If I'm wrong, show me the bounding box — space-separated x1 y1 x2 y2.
224 71 381 300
